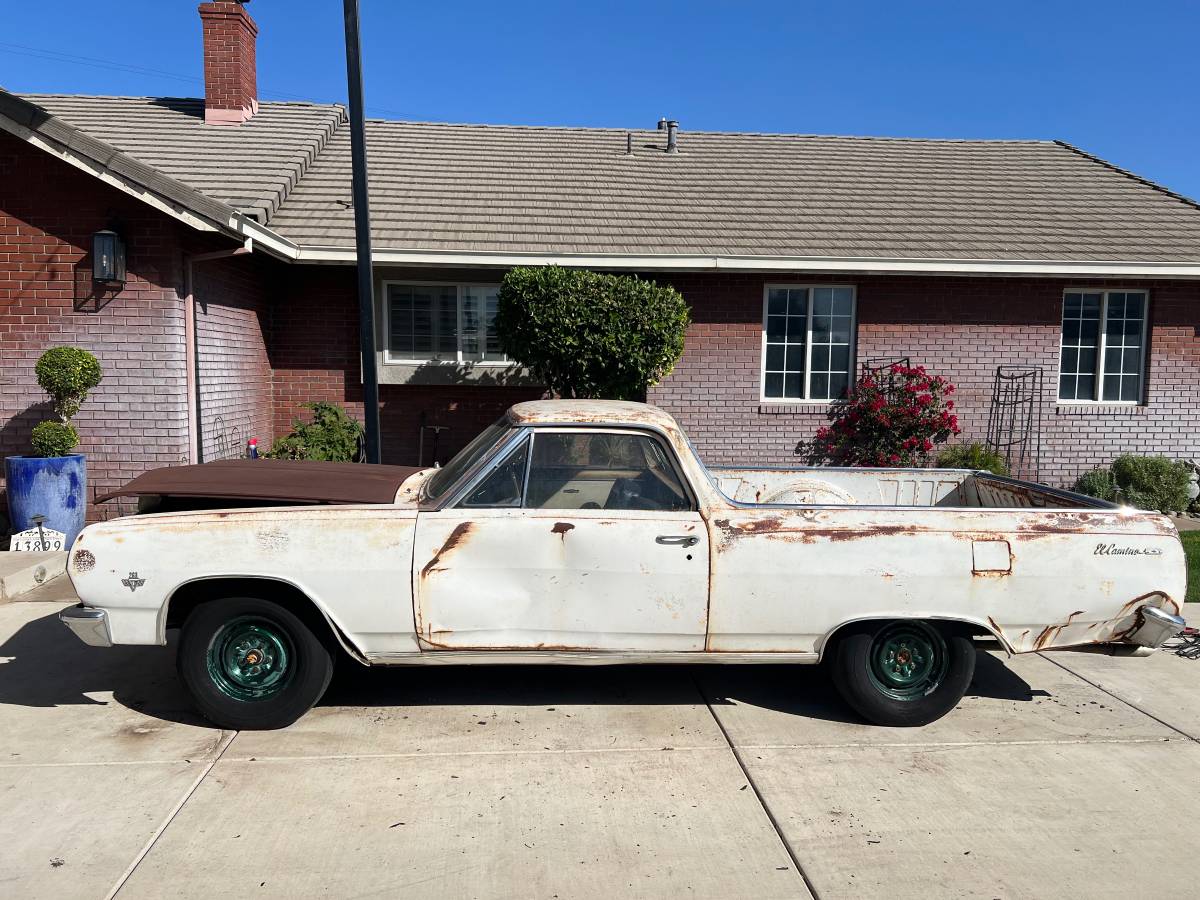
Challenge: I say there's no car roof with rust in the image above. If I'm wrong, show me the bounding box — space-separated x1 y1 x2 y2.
505 400 680 432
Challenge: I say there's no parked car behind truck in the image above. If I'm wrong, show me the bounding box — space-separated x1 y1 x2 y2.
60 400 1187 729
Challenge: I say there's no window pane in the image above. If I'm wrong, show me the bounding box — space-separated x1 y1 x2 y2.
829 372 849 399
1062 319 1080 344
1125 294 1145 319
1060 347 1078 373
830 345 850 373
765 345 784 370
460 438 529 507
1081 294 1102 317
784 373 802 398
811 345 829 371
785 345 805 371
787 289 808 316
785 315 806 342
1078 347 1096 373
831 288 854 316
1059 374 1075 399
388 284 457 360
525 433 689 511
812 288 833 317
1123 347 1140 372
830 318 851 345
767 316 786 340
1064 294 1081 317
765 373 784 398
462 286 506 362
767 289 788 315
811 316 830 342
810 373 830 400
1122 374 1141 402
1077 374 1095 399
1102 374 1121 401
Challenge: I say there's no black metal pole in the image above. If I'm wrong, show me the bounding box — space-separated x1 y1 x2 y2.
343 0 381 463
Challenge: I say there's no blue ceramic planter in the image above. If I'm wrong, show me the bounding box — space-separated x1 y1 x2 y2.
4 454 87 547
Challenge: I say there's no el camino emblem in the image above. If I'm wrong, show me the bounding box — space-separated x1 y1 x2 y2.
121 571 146 592
1094 543 1162 557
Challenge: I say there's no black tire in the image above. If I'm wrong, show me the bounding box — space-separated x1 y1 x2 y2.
832 620 976 727
177 596 334 730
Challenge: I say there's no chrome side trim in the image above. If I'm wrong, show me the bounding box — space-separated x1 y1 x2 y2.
365 650 820 666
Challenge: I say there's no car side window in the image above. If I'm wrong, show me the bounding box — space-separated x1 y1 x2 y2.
525 432 691 511
459 438 529 508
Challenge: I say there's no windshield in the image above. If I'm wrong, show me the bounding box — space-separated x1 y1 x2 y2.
423 420 512 503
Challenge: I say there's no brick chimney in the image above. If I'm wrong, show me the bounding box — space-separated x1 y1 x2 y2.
198 1 259 125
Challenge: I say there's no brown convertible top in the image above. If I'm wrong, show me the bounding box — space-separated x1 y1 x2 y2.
94 459 425 505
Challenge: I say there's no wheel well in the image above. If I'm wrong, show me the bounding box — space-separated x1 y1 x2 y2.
164 578 361 662
817 617 997 662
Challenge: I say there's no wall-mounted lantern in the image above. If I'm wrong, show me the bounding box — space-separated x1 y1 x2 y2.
92 230 126 286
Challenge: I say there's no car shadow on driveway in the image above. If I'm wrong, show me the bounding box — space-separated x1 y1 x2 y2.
1 612 1042 730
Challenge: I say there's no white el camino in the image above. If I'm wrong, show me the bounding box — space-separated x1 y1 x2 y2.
60 400 1187 729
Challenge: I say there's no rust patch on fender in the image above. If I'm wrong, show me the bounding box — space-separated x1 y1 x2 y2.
72 549 95 572
551 522 576 541
421 521 475 579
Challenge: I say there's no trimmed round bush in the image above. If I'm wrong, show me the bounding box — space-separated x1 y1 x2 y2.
30 421 79 457
1073 468 1116 502
495 266 690 400
1110 454 1191 513
35 346 102 421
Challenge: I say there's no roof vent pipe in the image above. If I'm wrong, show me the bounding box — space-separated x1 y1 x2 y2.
657 117 679 153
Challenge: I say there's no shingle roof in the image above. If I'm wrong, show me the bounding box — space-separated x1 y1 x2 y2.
8 93 1200 265
20 94 344 224
268 121 1200 262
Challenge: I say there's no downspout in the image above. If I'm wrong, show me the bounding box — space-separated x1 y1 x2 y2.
183 239 254 464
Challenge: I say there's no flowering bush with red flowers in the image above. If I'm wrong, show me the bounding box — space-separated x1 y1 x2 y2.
806 364 960 467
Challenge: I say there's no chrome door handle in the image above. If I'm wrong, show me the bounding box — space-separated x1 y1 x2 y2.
656 535 699 547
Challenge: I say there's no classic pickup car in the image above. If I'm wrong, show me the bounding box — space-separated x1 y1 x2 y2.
60 400 1187 730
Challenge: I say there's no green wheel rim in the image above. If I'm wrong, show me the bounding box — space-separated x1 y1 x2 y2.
866 622 948 701
206 616 294 702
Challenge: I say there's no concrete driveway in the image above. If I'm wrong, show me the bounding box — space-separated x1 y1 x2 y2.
3 588 1199 899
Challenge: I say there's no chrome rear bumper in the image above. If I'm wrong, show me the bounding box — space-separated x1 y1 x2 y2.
59 604 113 648
1127 606 1186 649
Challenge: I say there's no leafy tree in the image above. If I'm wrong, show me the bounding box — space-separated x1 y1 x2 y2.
495 266 689 400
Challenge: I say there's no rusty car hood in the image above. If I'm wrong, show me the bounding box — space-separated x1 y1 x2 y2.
95 459 429 506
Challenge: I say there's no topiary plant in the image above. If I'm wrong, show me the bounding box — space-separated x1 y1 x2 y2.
267 402 364 462
30 421 79 458
1110 454 1191 514
31 346 102 456
934 442 1010 476
495 266 690 400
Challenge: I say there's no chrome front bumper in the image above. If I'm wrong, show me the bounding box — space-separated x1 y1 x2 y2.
59 604 113 648
1127 606 1187 649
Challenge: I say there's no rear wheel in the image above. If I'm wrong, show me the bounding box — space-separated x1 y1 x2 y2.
832 620 975 727
177 597 333 730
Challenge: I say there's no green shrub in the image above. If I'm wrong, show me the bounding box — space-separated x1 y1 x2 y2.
30 421 79 457
267 402 364 462
495 266 689 400
35 346 102 421
934 442 1010 476
1073 468 1116 502
30 346 101 457
1110 454 1191 513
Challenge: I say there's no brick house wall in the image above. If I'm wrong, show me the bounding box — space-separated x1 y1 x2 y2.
270 266 542 467
0 131 193 521
194 254 275 460
648 273 1200 486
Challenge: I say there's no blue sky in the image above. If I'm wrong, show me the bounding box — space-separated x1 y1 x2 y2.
2 1 1196 198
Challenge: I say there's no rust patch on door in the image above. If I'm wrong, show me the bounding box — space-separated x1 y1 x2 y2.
551 522 575 541
420 521 475 579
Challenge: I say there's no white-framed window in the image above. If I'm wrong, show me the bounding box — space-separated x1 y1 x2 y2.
383 281 508 364
1058 289 1148 403
761 285 856 402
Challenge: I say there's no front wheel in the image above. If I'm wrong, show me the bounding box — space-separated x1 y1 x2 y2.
832 620 976 727
177 597 333 730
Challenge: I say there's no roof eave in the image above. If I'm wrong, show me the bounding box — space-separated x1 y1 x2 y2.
290 245 1200 278
0 89 301 261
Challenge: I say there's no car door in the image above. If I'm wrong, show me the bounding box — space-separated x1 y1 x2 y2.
412 428 709 651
